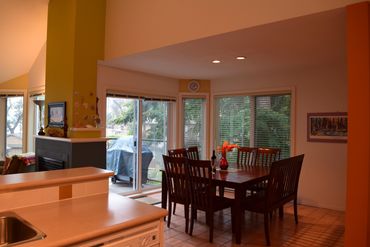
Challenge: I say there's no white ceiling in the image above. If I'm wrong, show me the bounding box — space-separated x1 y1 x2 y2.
0 2 345 84
0 0 49 83
102 8 346 80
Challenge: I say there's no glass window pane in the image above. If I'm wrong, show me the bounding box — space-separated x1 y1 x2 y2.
6 96 24 156
254 94 291 158
183 98 205 158
215 96 250 161
142 100 169 186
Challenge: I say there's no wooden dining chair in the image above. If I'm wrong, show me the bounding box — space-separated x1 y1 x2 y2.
186 146 200 160
243 154 304 246
256 147 281 166
186 159 234 243
168 148 187 158
237 147 258 166
162 155 190 233
168 148 188 215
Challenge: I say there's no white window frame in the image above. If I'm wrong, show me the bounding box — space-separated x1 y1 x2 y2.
0 90 27 159
211 87 296 156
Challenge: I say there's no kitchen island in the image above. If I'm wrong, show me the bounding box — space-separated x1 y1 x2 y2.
0 167 167 246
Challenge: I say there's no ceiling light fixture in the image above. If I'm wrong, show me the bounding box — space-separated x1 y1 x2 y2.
236 56 246 60
212 60 221 64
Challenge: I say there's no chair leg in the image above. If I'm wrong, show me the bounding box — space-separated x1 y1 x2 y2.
167 201 172 228
208 211 214 243
173 202 177 214
294 199 298 224
219 186 224 197
264 213 271 246
184 204 189 233
189 207 195 236
279 206 284 219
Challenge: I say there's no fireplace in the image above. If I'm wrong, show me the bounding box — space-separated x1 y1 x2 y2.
35 136 107 171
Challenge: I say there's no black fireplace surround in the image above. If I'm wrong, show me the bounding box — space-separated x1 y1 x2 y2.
35 137 106 171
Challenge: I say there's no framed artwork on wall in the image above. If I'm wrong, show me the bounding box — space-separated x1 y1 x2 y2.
307 112 347 143
48 102 66 128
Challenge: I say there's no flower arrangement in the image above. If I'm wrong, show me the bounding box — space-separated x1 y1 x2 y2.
217 141 239 158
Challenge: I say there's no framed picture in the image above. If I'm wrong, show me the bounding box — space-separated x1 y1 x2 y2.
48 102 66 128
307 112 347 143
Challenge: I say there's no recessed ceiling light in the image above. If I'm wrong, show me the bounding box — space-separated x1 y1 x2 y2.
236 56 246 60
212 60 221 64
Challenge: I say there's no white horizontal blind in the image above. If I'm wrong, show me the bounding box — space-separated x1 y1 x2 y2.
183 98 205 159
215 96 250 161
215 93 291 160
254 94 291 158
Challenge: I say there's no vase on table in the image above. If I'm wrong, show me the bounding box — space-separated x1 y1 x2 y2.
219 152 229 170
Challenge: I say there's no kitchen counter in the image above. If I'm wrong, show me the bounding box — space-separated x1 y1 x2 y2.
14 193 167 246
0 167 113 193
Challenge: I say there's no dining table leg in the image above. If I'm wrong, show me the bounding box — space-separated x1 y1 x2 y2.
234 187 243 244
161 170 168 211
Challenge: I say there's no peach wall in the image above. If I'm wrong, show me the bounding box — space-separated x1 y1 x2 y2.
345 2 370 246
212 62 348 211
105 0 363 59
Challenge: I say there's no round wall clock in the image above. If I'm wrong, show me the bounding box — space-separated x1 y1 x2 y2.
188 80 200 92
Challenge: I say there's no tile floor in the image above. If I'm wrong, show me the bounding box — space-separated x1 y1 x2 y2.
147 193 344 247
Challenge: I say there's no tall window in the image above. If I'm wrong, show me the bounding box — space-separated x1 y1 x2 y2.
215 93 291 160
183 98 206 158
28 94 45 152
0 94 24 161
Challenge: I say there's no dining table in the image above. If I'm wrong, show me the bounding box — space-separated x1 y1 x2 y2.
161 163 270 244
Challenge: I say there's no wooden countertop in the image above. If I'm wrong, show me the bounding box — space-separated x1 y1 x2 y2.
15 193 167 246
0 167 114 193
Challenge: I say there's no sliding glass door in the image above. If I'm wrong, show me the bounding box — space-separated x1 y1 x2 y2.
106 95 171 195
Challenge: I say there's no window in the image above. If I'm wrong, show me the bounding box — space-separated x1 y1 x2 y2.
183 98 206 158
215 93 291 160
27 94 45 152
0 94 24 161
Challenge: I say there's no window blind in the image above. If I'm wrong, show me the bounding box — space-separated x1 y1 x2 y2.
183 98 205 158
254 94 291 158
215 96 250 161
215 93 291 160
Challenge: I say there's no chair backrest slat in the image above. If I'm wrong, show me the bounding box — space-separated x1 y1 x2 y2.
168 148 187 158
187 159 213 210
256 147 281 167
266 154 304 207
186 146 200 160
163 155 189 203
237 147 258 166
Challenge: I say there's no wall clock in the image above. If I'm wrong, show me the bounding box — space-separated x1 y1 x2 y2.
188 80 200 92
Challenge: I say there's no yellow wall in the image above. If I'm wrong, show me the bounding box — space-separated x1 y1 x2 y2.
0 74 28 90
179 79 210 93
345 2 370 246
45 0 105 137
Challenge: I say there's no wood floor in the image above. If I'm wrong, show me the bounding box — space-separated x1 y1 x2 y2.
150 193 344 247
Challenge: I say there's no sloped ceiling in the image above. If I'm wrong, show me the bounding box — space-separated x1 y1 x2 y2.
102 8 346 80
0 0 49 83
0 1 346 84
